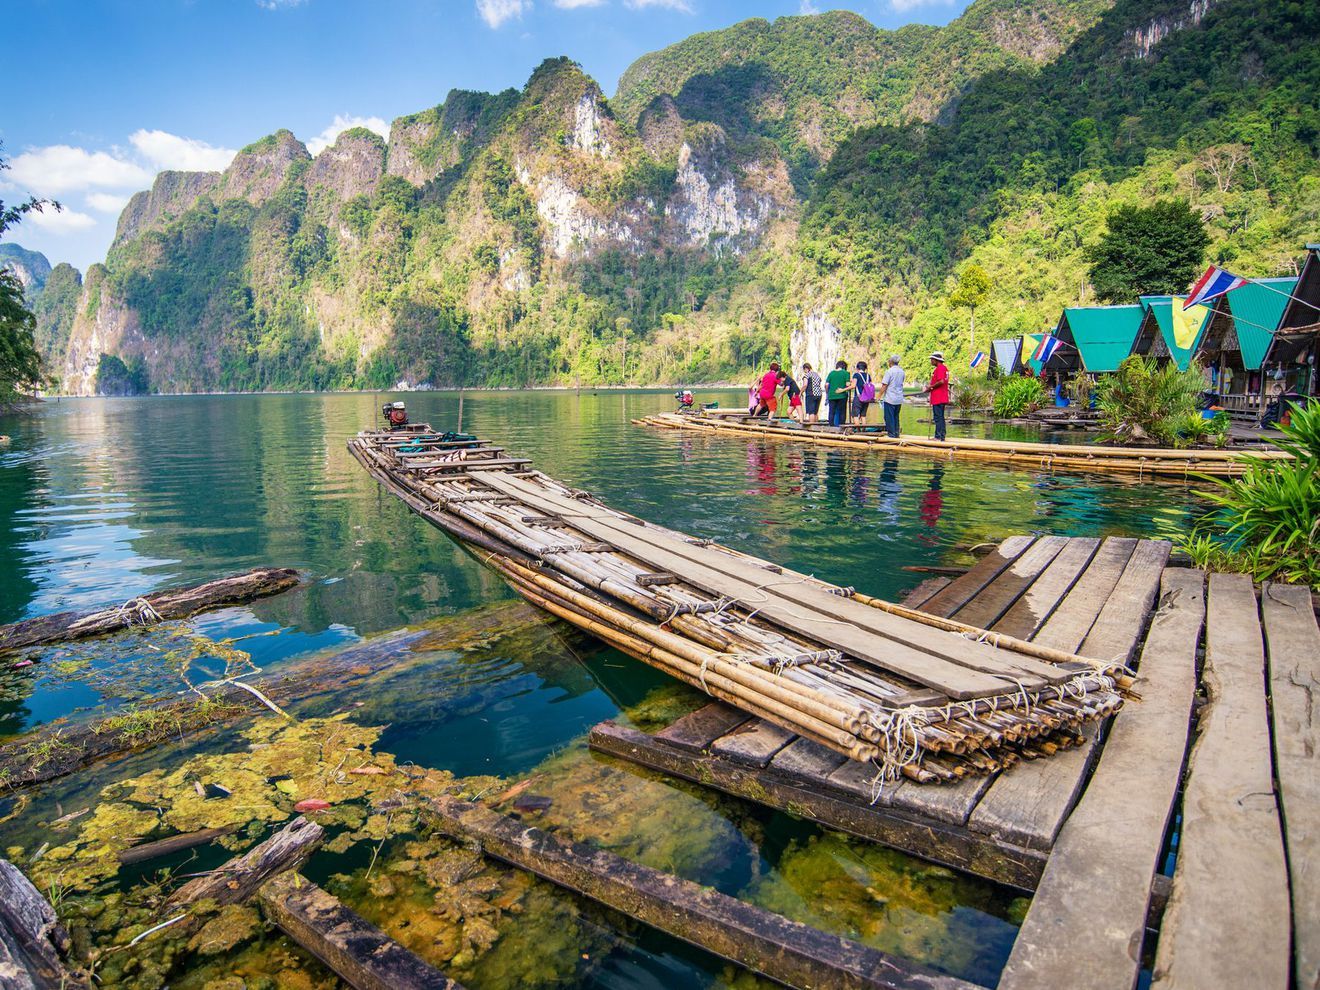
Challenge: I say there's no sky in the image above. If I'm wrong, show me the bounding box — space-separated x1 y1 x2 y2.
3 0 974 272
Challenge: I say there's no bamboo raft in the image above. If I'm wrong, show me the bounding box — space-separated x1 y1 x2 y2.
348 426 1126 784
636 410 1290 479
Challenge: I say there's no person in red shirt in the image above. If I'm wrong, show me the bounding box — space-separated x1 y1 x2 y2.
919 351 951 440
756 362 781 417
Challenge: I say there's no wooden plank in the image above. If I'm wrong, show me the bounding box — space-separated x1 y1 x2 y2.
1030 537 1137 653
999 569 1205 990
168 817 324 909
478 473 1067 696
0 860 88 989
425 794 980 990
770 738 848 779
909 535 1038 618
710 719 796 768
653 703 749 752
899 576 952 609
1261 582 1320 990
259 873 461 990
1152 573 1290 990
991 537 1101 641
949 536 1070 629
888 774 995 827
967 540 1170 851
590 722 1046 891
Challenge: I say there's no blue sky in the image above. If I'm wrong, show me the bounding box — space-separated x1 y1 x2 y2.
4 0 973 271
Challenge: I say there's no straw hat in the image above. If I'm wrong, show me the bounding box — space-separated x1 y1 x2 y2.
929 351 945 362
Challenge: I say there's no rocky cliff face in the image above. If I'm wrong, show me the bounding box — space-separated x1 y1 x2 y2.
218 130 312 205
306 129 386 204
0 243 52 292
1125 0 1213 58
114 171 223 246
666 131 790 252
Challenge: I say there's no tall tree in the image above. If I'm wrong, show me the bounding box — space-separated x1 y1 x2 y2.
0 142 56 405
949 264 990 350
1085 200 1209 303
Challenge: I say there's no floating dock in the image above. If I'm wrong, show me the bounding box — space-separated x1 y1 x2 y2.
348 426 1123 783
636 410 1289 479
349 426 1317 989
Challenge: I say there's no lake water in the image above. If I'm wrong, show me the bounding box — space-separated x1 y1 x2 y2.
0 392 1204 988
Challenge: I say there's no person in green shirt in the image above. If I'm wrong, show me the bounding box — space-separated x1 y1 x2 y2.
825 360 851 427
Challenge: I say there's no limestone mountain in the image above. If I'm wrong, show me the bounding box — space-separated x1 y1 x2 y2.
46 0 1320 395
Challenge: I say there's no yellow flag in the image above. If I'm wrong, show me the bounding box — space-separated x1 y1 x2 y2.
1170 296 1208 350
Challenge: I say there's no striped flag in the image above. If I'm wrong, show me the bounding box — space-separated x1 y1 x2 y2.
1033 336 1062 363
1184 265 1248 310
970 351 985 369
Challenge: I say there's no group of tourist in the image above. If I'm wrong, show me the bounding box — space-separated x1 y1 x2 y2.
749 353 951 440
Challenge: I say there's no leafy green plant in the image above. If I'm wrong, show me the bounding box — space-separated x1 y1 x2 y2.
954 377 994 412
992 376 1048 417
1093 356 1226 448
1064 374 1095 407
1181 402 1320 589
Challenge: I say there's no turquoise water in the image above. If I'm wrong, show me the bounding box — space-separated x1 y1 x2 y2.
0 392 1204 987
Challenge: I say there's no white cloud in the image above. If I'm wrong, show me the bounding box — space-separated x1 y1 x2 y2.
305 115 391 156
129 130 236 172
889 0 955 11
554 0 606 7
7 146 151 195
799 0 820 12
476 0 530 28
25 206 98 233
86 192 131 213
256 0 307 8
624 0 693 10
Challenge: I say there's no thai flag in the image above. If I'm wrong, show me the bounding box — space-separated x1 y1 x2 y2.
1183 265 1248 310
1033 336 1062 363
970 351 985 368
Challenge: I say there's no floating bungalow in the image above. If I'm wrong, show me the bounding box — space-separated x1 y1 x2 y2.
1262 245 1319 397
1195 276 1297 417
1133 296 1211 370
1044 305 1144 376
989 338 1022 375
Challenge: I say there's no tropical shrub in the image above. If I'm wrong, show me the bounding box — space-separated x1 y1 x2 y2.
992 376 1048 417
954 377 994 412
1094 356 1226 448
1064 374 1095 407
1178 402 1320 589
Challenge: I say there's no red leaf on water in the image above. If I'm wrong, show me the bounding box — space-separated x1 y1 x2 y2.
293 799 331 812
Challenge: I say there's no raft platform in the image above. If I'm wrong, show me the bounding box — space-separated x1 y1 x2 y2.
349 426 1317 989
636 410 1289 480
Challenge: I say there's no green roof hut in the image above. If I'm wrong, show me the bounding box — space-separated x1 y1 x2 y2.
1262 246 1320 395
989 338 1022 375
1133 296 1212 370
1195 276 1295 409
1044 305 1145 375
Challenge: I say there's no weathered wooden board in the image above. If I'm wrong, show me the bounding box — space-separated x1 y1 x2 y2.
1261 582 1320 990
888 535 1036 618
899 576 953 609
990 537 1100 641
710 719 796 768
425 794 980 990
259 873 461 990
1152 573 1290 990
0 859 88 989
949 536 1070 630
1029 538 1136 653
168 817 324 908
999 568 1205 990
590 722 1046 891
654 703 749 752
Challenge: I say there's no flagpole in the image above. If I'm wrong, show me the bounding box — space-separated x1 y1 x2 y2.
1242 276 1320 314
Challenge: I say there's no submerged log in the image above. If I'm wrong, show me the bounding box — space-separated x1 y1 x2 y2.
167 816 324 909
118 825 239 867
425 794 976 990
0 859 90 989
258 873 462 990
0 567 301 655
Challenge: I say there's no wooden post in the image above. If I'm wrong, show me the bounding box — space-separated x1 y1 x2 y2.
425 794 979 990
258 873 461 990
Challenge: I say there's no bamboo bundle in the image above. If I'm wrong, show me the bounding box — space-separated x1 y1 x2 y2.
637 411 1287 480
348 426 1127 784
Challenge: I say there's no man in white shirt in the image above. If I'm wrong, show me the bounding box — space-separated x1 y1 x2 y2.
878 355 905 438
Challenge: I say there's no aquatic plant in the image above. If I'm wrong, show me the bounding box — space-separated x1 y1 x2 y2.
1179 402 1320 588
991 376 1048 418
953 378 994 413
1092 356 1226 449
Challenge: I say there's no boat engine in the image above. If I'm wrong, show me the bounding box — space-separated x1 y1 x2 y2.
675 389 695 411
382 401 409 429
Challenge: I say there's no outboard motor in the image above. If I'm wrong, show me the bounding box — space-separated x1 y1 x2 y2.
675 389 695 411
382 401 409 429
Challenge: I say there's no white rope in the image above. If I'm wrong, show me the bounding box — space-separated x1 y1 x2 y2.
117 597 163 626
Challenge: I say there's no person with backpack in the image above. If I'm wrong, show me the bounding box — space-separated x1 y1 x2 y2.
824 360 850 427
877 354 905 438
850 360 875 426
801 363 823 424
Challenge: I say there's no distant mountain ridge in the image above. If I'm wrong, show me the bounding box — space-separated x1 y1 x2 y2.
33 0 1320 396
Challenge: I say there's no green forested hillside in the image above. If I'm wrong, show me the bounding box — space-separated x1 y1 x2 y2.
46 0 1320 395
